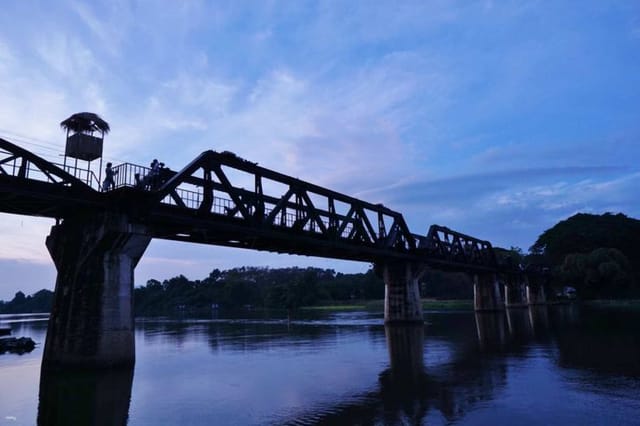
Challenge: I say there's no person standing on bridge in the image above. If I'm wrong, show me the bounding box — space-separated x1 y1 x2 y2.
149 159 161 189
102 162 118 191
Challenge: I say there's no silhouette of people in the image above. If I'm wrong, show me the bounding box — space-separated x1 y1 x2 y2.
102 162 118 191
137 159 167 190
150 159 160 176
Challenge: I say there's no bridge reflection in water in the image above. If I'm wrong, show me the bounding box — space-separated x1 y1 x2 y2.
34 321 499 426
38 368 133 426
279 324 510 425
279 306 587 425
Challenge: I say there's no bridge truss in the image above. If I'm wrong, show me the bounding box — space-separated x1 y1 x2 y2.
0 137 501 271
0 138 98 217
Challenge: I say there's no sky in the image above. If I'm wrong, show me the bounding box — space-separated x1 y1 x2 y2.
0 1 639 300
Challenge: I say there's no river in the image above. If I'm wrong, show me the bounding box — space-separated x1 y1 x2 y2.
1 304 639 425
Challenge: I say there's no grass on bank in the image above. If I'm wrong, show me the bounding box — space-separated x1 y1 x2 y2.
582 299 640 310
300 299 640 312
300 299 473 312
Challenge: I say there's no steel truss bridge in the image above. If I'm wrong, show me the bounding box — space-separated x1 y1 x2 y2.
0 137 506 273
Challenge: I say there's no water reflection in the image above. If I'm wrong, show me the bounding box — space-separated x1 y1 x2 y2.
553 306 640 376
37 367 133 426
476 306 555 351
287 307 640 424
505 307 531 339
4 307 639 425
474 312 507 350
379 325 430 423
136 313 381 354
473 305 640 377
283 324 510 425
527 305 550 336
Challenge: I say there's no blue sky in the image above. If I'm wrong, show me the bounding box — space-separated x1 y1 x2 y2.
0 1 639 300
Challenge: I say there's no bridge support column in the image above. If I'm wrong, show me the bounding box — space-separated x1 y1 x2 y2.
381 262 424 324
504 274 527 308
473 273 504 311
42 213 151 370
526 278 547 305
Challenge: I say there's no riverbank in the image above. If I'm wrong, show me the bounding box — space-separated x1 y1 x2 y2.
4 299 639 317
302 299 640 312
582 299 640 310
300 299 474 312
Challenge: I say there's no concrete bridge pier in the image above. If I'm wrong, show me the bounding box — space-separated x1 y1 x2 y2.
473 273 504 311
42 213 151 370
526 277 547 305
380 262 425 324
504 274 527 308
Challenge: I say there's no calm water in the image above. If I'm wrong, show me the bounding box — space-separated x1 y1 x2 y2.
1 305 639 425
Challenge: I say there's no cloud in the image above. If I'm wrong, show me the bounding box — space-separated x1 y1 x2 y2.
107 49 436 197
386 168 640 250
376 166 625 206
66 0 138 59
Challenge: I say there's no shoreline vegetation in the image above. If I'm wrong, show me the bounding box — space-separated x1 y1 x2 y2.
300 299 474 312
2 295 640 317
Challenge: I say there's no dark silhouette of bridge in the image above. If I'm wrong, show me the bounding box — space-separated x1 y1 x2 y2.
0 137 496 268
0 134 546 369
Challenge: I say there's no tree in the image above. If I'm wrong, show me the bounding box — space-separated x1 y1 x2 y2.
530 213 640 267
530 212 640 296
13 291 26 304
560 248 635 298
0 290 53 314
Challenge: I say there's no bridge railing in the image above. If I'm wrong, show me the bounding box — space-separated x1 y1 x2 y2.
110 162 152 190
0 144 93 189
55 163 101 189
159 185 358 238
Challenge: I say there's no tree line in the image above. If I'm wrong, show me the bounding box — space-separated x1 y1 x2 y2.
134 267 384 314
133 266 476 314
0 289 53 314
0 267 472 314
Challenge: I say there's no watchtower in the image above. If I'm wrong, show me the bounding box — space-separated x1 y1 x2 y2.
60 112 110 187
